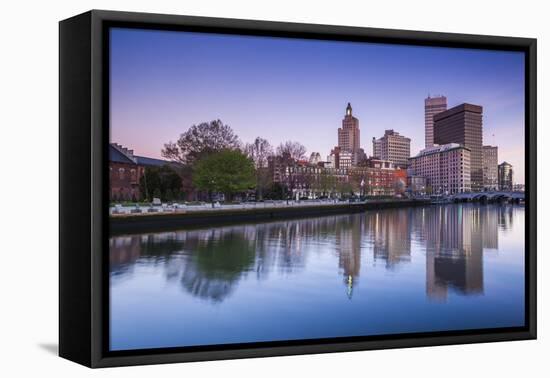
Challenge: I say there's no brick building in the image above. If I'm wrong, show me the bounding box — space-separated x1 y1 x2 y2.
109 143 172 201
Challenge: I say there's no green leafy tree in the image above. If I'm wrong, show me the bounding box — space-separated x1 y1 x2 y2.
193 150 255 202
319 171 337 197
165 188 174 202
265 182 285 200
139 165 183 201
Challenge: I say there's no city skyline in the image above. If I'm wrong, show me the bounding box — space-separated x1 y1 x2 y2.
110 28 526 184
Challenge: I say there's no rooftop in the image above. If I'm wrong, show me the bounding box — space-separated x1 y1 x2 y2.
413 143 470 158
433 103 483 121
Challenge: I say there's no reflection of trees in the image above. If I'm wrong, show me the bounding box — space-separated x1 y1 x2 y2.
179 231 256 302
110 203 508 303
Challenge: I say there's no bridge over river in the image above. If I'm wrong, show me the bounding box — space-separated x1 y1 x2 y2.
450 191 525 203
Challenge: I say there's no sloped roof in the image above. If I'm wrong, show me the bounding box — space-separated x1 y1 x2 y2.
135 155 170 167
109 144 136 165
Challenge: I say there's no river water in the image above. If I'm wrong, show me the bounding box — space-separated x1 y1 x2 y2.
109 204 525 351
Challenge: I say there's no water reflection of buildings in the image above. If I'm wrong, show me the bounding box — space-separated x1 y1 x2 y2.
424 205 501 301
334 216 363 298
497 205 514 231
367 209 412 269
109 204 514 303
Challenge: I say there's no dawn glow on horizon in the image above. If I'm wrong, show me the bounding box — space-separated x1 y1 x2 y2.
109 27 526 183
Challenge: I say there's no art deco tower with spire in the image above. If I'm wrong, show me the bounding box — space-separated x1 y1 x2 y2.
338 102 361 165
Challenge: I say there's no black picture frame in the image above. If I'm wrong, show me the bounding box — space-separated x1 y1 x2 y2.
59 9 537 368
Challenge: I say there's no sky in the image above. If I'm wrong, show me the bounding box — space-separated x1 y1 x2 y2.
110 28 526 184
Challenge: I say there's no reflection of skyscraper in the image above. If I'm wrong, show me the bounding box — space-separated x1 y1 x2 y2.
368 210 412 269
425 95 447 147
481 206 499 249
425 205 486 300
498 205 514 231
334 215 363 298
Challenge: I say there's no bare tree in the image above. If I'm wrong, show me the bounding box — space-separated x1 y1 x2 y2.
276 141 307 161
162 120 241 164
244 137 274 200
244 137 273 169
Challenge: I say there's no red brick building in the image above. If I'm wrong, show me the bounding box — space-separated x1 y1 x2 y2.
109 143 171 201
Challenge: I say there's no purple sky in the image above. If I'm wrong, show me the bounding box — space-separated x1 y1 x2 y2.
110 28 526 184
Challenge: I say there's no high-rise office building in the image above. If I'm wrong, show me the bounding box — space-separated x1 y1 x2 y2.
338 103 361 165
482 146 498 191
498 162 514 191
372 129 411 168
434 103 483 192
425 96 447 147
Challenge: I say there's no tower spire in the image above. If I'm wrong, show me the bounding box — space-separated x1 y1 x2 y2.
346 102 352 116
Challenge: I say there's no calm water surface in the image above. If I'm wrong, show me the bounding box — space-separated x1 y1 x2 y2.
110 204 525 351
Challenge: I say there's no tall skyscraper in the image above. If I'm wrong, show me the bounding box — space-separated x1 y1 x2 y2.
498 162 514 191
338 103 361 165
482 146 498 191
434 103 483 192
372 129 411 168
425 96 447 147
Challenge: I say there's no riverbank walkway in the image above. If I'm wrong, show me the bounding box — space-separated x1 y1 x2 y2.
110 199 408 216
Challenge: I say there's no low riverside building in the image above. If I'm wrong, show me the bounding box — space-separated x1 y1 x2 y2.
408 143 471 195
270 154 407 198
350 158 407 196
407 175 427 195
109 143 173 201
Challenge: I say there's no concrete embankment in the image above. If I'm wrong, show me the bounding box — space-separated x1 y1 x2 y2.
110 199 430 235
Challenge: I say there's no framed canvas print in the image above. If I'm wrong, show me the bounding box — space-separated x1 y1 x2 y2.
59 10 537 368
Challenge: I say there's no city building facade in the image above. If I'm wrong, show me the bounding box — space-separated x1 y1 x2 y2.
498 162 514 191
408 143 471 194
482 145 498 191
338 151 354 169
270 155 405 198
434 103 483 191
424 95 447 147
372 129 411 168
